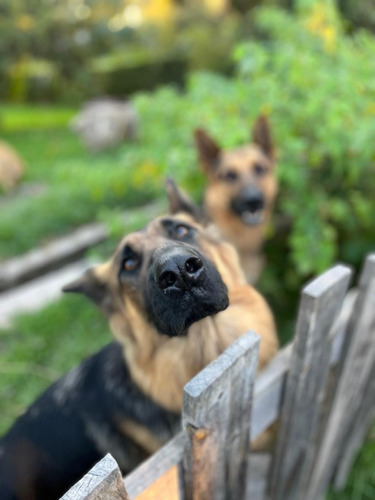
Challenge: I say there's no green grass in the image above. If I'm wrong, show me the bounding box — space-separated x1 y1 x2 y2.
0 104 171 260
327 429 375 500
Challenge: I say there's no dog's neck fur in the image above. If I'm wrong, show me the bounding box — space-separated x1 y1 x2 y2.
206 219 267 285
111 300 243 412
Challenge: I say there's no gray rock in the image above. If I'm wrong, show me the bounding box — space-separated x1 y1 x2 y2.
71 98 139 152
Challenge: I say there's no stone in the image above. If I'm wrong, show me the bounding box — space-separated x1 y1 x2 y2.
70 98 139 152
0 140 25 191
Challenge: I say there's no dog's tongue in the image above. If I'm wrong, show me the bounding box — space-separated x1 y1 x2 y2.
241 209 263 226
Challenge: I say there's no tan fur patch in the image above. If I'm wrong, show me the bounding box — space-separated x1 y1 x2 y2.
116 419 163 454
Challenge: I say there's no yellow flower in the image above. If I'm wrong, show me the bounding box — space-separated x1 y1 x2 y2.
304 2 338 53
133 161 160 188
15 15 35 32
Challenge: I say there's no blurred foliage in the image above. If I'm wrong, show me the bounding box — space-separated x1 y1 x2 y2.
0 0 246 101
127 4 375 339
234 4 375 307
327 426 375 500
338 0 375 33
0 107 160 259
2 4 374 335
2 0 375 102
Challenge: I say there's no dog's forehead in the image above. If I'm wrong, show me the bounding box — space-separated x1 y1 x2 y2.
116 228 163 252
221 145 266 167
112 213 201 260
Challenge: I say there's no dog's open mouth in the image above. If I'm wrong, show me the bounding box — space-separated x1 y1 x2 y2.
231 191 265 227
240 207 264 226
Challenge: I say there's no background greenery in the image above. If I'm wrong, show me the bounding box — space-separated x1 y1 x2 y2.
1 1 374 498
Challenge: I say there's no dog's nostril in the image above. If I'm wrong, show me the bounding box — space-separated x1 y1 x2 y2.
185 257 203 275
159 271 177 290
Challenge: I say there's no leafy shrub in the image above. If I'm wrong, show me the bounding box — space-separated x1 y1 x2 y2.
3 4 374 338
129 3 375 338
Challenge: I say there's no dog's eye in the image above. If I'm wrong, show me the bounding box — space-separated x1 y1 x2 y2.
224 170 238 182
254 163 266 176
175 225 190 238
123 257 139 272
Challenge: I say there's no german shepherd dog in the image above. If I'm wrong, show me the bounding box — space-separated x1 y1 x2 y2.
194 115 278 284
0 182 278 500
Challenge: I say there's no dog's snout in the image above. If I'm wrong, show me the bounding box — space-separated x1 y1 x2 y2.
155 248 205 293
243 188 264 211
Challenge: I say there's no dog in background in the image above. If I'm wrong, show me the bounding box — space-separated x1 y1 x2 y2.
194 115 278 284
0 181 278 499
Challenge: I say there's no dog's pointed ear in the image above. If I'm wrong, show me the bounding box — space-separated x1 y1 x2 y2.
166 178 201 220
194 128 221 173
252 115 274 160
62 266 112 313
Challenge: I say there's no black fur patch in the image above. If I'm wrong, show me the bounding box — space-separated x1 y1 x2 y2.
0 343 179 500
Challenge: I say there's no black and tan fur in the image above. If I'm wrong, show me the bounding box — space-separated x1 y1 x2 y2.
0 184 278 499
195 115 278 284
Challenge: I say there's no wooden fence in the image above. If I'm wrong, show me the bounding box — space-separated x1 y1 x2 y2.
62 253 375 500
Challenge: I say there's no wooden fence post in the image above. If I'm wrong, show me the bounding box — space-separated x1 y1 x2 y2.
182 330 260 500
268 264 352 500
307 253 375 498
61 454 130 500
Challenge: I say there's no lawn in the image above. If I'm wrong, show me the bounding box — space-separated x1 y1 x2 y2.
0 102 188 260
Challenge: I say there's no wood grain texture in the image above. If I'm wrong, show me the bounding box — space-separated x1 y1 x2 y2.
307 255 375 499
333 364 375 490
0 201 160 291
61 454 129 500
182 330 260 500
268 264 352 500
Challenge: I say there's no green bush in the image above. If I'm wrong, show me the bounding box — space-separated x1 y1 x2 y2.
130 3 375 338
2 4 374 337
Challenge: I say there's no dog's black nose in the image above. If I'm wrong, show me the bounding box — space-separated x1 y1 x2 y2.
242 187 264 212
155 248 204 293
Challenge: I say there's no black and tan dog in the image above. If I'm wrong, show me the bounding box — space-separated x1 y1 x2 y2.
0 182 278 500
194 115 278 284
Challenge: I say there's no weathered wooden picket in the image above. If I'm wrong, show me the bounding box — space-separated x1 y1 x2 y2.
62 253 375 500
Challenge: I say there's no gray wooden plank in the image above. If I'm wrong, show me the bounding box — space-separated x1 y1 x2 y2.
0 201 162 292
307 255 375 499
182 330 259 500
121 291 355 500
124 432 184 499
0 260 91 328
333 364 375 490
61 454 129 500
0 224 106 292
268 264 352 500
246 453 272 500
251 290 356 442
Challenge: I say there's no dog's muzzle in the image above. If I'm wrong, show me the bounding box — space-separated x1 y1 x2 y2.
231 186 265 226
146 245 229 336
